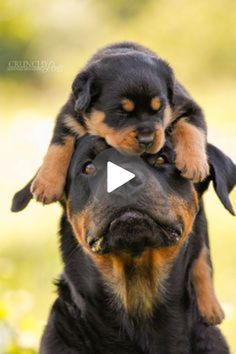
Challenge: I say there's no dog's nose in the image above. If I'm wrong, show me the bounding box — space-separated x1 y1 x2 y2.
136 129 155 149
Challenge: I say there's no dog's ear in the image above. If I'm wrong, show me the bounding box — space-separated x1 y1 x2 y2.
206 144 236 215
11 179 33 212
72 69 99 113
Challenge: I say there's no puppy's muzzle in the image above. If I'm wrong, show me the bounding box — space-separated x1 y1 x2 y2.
136 125 155 150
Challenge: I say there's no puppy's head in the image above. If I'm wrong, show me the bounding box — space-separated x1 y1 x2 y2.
72 50 174 154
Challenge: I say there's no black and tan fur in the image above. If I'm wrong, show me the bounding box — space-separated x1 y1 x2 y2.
31 41 208 205
18 42 222 327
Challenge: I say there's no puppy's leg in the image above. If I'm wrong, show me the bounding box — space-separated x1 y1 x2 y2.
31 98 87 204
31 135 75 204
192 244 225 325
171 119 209 182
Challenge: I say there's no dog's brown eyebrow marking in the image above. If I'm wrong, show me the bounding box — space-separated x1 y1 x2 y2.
150 96 161 111
121 98 135 112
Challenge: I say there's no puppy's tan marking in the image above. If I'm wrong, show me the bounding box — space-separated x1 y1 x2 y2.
150 96 161 111
148 124 165 154
192 245 225 325
86 110 168 154
147 105 174 154
64 114 87 137
84 110 107 136
121 98 135 112
163 105 173 128
171 119 209 182
85 110 141 153
31 136 75 204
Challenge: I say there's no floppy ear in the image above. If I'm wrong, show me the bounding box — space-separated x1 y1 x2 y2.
11 178 33 212
72 69 99 113
206 144 236 215
156 58 174 104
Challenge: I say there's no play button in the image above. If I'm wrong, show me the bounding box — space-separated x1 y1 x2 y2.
107 161 135 193
85 147 147 208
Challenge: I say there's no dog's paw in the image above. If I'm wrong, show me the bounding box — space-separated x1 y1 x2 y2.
30 172 65 204
198 297 225 326
175 153 210 183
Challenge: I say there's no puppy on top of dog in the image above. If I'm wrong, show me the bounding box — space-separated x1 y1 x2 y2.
31 41 209 205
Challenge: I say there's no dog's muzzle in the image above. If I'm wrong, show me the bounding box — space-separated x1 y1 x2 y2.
86 209 183 256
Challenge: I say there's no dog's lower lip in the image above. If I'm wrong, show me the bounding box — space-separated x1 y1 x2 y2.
96 209 184 249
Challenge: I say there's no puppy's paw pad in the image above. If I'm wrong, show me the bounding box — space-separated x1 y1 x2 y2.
176 157 209 183
31 175 64 204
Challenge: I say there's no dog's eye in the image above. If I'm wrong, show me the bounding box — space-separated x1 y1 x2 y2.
145 154 169 168
82 162 97 175
153 155 169 167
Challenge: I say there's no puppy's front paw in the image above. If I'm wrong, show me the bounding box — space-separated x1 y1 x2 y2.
175 153 210 183
198 296 225 326
30 172 65 204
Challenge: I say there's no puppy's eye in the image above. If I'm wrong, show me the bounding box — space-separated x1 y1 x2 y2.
153 156 167 167
82 162 97 175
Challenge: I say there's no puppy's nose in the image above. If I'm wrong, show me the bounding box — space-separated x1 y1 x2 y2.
136 129 155 149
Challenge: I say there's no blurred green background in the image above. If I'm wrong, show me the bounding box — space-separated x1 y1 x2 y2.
0 0 236 352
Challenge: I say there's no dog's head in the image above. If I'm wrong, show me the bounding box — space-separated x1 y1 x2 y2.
60 137 197 317
66 137 196 254
72 50 174 154
66 137 236 317
12 137 236 317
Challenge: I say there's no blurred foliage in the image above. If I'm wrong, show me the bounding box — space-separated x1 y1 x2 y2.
0 0 236 352
1 0 236 85
0 0 38 81
93 0 149 20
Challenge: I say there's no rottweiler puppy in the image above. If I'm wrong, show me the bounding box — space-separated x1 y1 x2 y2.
30 41 209 206
12 137 235 354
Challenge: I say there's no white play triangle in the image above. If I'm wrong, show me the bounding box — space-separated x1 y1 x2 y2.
107 161 135 193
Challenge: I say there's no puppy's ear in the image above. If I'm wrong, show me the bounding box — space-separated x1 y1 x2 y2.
207 144 236 215
156 58 174 104
11 179 33 212
72 69 99 113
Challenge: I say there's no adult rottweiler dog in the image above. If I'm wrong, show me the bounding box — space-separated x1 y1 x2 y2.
14 41 221 327
12 136 235 353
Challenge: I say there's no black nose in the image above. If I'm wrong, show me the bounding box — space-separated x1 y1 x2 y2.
136 129 155 149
